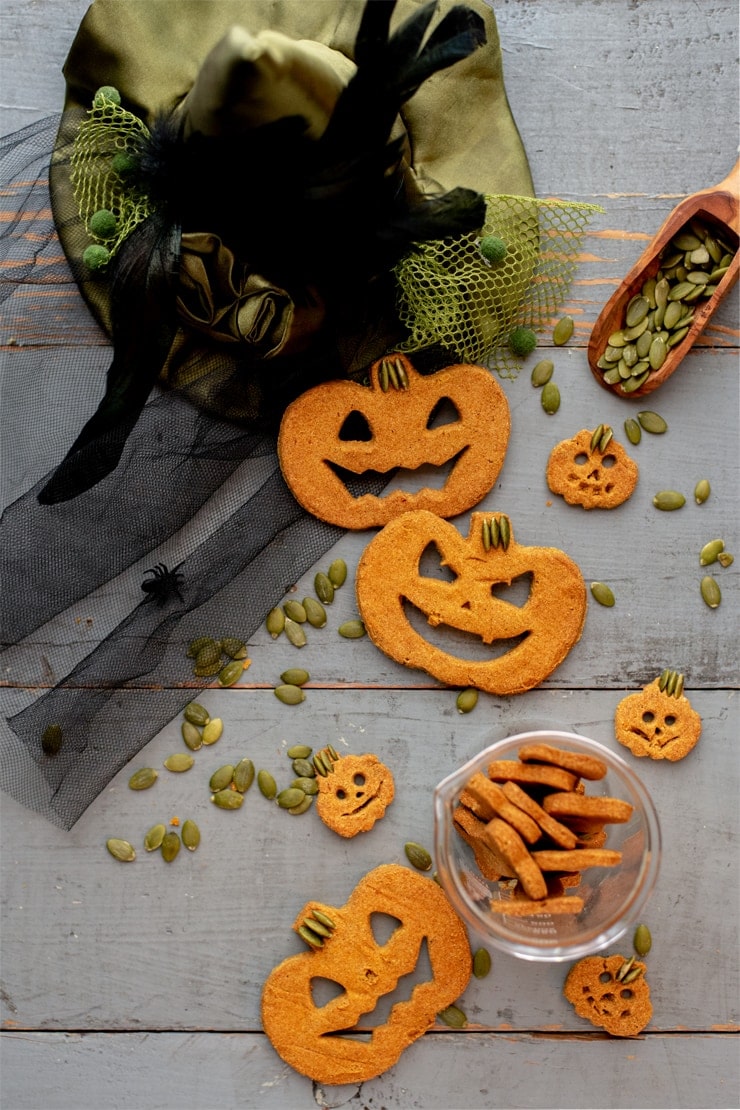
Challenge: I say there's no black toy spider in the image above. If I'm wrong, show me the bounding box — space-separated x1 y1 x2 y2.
140 563 184 606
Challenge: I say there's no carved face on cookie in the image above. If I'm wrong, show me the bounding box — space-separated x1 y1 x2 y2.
277 354 510 528
615 677 702 761
316 754 395 837
355 510 587 696
547 428 638 509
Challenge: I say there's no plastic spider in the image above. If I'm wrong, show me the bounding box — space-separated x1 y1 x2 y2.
140 563 184 606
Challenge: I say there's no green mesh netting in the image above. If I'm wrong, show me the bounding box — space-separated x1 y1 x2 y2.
70 91 153 264
394 194 603 376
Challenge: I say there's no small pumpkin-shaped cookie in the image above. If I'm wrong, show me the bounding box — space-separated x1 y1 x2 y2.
316 753 395 837
277 353 511 528
615 670 701 761
564 954 652 1036
547 427 638 509
261 863 471 1084
356 510 587 695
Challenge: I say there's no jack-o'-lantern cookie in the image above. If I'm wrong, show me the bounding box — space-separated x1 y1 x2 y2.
547 425 638 509
315 751 395 837
277 353 510 528
564 954 652 1036
355 510 587 695
615 669 701 761
261 863 471 1084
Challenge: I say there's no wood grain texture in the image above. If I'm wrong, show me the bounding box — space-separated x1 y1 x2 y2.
1 2 738 1108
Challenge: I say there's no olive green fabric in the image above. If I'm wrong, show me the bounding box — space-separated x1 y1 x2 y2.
50 0 533 410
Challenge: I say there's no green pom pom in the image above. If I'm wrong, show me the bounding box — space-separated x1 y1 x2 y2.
88 209 118 239
111 151 137 177
82 244 111 272
480 235 507 264
93 85 121 107
508 326 537 358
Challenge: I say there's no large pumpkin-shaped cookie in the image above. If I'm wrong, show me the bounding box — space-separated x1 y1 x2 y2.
356 510 587 695
277 353 510 528
261 863 471 1084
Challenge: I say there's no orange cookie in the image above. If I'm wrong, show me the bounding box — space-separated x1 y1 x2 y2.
261 863 471 1084
453 803 513 881
531 848 622 870
547 427 638 509
542 792 633 825
564 954 652 1036
315 753 394 837
487 759 578 793
491 892 584 916
483 817 548 901
500 780 578 849
517 742 607 781
277 353 510 529
356 511 587 696
464 773 542 844
615 671 701 761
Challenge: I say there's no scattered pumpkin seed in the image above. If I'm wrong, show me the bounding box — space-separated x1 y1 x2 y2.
590 581 615 607
161 831 181 862
328 558 348 588
274 683 306 705
700 538 724 566
184 702 210 726
624 418 641 445
302 597 327 628
292 776 319 795
456 688 479 714
221 637 248 660
283 599 307 623
288 794 314 815
404 842 433 871
266 607 285 638
633 923 652 956
211 788 244 809
472 947 492 979
218 660 244 686
257 770 277 799
41 724 63 756
694 479 711 504
292 757 315 778
438 1004 467 1029
700 576 721 608
314 572 335 604
233 758 255 793
181 721 203 750
201 717 224 745
653 490 685 511
107 837 136 862
284 617 307 648
164 753 194 773
281 669 310 688
209 764 236 792
195 642 222 670
541 381 560 414
338 619 366 639
637 410 667 434
187 636 216 659
531 359 554 387
144 824 166 852
287 743 312 759
277 787 306 809
552 315 574 345
129 767 158 790
717 552 734 568
181 820 201 852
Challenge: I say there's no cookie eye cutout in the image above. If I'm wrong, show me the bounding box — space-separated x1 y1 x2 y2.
547 428 638 509
277 354 511 529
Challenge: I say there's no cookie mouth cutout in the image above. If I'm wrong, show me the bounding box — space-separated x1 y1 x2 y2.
326 447 468 498
403 597 531 661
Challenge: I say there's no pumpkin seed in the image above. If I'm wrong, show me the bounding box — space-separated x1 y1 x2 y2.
498 515 511 550
144 824 166 852
274 683 306 706
622 965 645 984
653 490 685 511
694 479 711 504
404 842 432 871
195 642 222 670
481 517 491 551
531 359 554 386
298 924 324 948
209 764 235 792
288 794 314 815
257 770 277 799
107 838 136 862
266 607 285 638
313 751 330 776
221 637 248 660
590 424 605 452
314 572 335 604
277 787 306 809
637 410 667 434
183 702 210 727
700 576 721 608
647 335 667 370
128 766 158 790
700 538 724 566
387 359 400 389
201 717 224 745
292 757 315 778
181 820 200 852
233 758 255 793
302 597 327 628
211 788 244 809
161 831 181 862
488 517 500 549
338 619 366 639
394 357 409 389
292 776 319 795
303 914 332 938
218 660 244 686
616 955 635 982
283 599 307 624
187 636 217 658
287 743 312 759
552 315 574 345
41 724 63 756
438 1004 467 1029
281 671 310 691
541 381 560 414
164 753 194 773
717 552 734 568
456 688 479 714
632 923 652 956
590 581 615 607
311 910 336 930
328 558 348 588
284 617 307 648
624 418 641 445
472 947 492 979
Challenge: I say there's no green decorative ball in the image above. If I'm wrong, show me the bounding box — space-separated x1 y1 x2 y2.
479 235 507 263
508 326 537 358
93 85 121 107
82 244 111 272
111 151 137 177
89 209 117 239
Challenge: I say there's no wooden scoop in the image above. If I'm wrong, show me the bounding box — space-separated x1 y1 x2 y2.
588 160 739 397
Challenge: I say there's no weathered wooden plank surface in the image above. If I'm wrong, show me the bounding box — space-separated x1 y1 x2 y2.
1 1 738 1109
